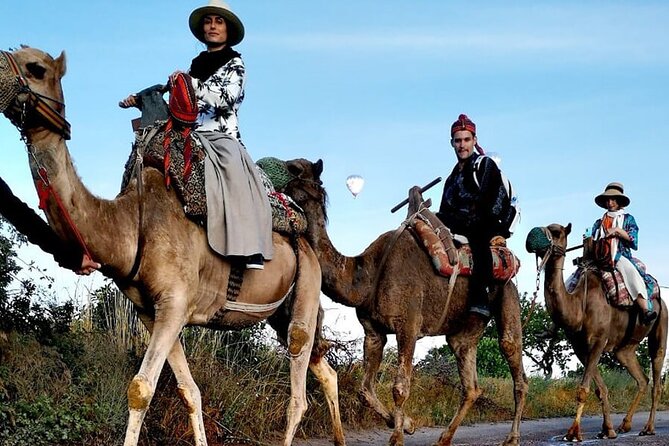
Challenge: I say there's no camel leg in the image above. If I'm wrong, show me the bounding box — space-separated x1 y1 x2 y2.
137 313 207 446
123 300 187 446
282 255 321 446
436 318 486 446
564 341 607 442
494 286 528 446
359 319 391 422
591 371 616 438
309 356 346 446
613 345 648 434
640 310 667 436
389 326 420 446
358 317 415 435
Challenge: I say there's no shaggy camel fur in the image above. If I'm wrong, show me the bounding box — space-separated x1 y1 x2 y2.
530 223 667 441
0 46 345 446
283 158 528 446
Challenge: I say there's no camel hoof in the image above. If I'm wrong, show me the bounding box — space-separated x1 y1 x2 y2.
562 435 581 442
389 431 404 446
596 430 616 439
403 417 416 435
502 435 520 446
616 422 632 433
639 430 655 436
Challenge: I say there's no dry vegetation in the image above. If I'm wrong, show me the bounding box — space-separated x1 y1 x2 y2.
1 286 667 445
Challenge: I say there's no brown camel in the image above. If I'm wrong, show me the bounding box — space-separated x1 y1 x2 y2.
282 158 528 446
0 46 346 446
527 223 667 441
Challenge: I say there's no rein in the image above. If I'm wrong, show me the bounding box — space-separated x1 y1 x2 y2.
524 226 584 329
523 227 565 329
0 50 71 140
27 144 93 261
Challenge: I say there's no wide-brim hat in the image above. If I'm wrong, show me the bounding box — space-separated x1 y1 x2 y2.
595 182 630 208
189 0 245 47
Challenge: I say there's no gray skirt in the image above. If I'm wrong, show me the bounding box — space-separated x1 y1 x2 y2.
196 131 273 260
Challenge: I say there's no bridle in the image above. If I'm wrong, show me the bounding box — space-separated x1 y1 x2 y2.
0 49 92 268
0 50 71 140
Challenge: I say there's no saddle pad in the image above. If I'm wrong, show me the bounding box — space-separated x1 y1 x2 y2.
566 266 660 309
120 123 307 234
414 219 519 281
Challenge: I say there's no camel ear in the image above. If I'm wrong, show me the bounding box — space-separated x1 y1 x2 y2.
54 51 67 79
565 223 572 235
314 159 323 177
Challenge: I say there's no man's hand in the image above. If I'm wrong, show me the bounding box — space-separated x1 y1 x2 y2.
76 253 101 276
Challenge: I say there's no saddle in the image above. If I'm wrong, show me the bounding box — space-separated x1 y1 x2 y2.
411 211 520 281
567 258 660 309
120 123 307 235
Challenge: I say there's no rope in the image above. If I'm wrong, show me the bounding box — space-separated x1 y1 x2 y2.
223 284 295 314
27 145 93 262
522 227 556 329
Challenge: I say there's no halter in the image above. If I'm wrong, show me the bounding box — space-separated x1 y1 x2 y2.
0 50 71 140
523 226 566 328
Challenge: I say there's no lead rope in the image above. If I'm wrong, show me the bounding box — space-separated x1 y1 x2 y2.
522 227 554 329
28 144 94 262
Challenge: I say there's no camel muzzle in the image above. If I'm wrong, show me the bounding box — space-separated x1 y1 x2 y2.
526 226 552 255
0 51 22 115
0 50 71 139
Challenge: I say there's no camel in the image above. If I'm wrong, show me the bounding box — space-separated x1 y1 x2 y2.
526 223 667 441
282 158 528 446
0 46 346 446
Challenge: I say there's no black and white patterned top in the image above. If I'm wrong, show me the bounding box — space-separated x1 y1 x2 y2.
191 56 245 142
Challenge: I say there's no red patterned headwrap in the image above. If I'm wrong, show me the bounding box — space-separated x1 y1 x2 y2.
450 114 476 136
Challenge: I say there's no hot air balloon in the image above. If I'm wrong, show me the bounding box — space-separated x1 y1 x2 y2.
346 174 364 198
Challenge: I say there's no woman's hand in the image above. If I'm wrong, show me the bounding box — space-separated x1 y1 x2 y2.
605 227 629 241
118 94 138 109
168 70 185 89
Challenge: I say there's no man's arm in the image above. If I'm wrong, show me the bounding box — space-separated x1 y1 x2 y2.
0 177 99 274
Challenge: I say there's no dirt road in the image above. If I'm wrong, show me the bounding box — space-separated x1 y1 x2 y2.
291 411 669 445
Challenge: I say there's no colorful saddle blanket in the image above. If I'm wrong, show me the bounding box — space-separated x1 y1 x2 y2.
120 123 307 234
565 261 660 308
413 219 520 281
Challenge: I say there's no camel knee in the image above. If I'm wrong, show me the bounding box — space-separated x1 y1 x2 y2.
128 374 153 411
177 383 202 415
576 386 589 403
499 337 518 357
392 380 410 406
288 322 312 357
463 385 483 405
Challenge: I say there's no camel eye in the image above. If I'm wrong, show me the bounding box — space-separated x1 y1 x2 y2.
25 62 47 79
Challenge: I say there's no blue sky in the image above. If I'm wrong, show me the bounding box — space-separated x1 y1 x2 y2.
1 1 668 358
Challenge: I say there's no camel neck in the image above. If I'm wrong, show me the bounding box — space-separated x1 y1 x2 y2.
302 199 371 307
544 254 584 330
25 130 138 277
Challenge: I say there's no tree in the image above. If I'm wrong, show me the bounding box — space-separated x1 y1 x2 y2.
0 217 74 342
519 291 572 378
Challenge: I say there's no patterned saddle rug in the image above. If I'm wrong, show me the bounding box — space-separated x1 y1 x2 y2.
120 123 307 234
412 219 520 281
566 261 661 309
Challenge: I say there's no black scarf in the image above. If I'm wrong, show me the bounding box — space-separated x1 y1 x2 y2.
189 46 241 82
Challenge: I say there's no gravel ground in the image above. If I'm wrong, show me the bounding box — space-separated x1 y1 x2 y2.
289 411 669 446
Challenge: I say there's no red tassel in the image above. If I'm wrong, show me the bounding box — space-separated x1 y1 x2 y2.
163 119 173 189
182 128 192 182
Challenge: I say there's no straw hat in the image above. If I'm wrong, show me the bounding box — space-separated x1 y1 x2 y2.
189 0 245 47
595 182 630 208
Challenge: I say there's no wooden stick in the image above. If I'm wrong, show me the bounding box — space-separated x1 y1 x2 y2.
391 177 442 213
